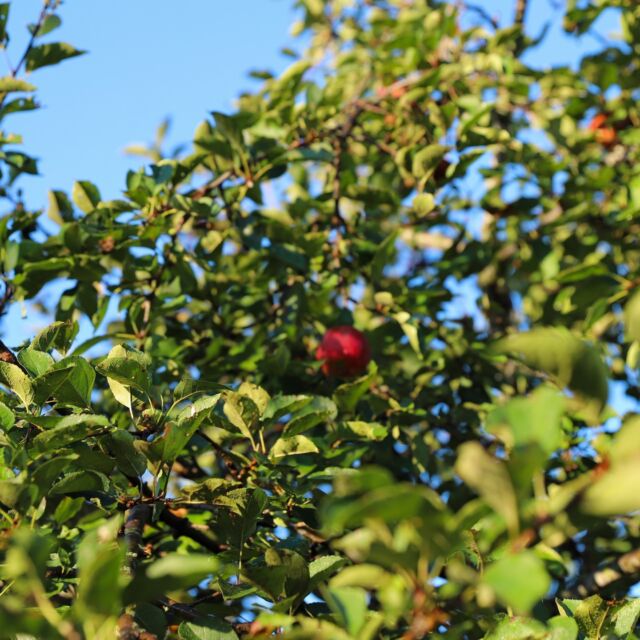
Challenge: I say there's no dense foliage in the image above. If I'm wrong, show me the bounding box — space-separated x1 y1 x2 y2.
0 0 639 638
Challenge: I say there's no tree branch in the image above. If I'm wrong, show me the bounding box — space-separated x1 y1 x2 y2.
577 548 640 595
118 503 153 640
514 0 529 30
159 506 224 553
463 3 500 31
0 339 22 369
12 1 55 77
188 170 234 200
330 104 364 234
123 503 151 575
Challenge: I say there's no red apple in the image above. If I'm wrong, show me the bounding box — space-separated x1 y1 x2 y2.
316 326 371 377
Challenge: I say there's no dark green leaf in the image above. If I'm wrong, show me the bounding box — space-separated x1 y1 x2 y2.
26 42 86 71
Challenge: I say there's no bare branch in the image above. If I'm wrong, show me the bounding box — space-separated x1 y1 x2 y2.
514 0 529 30
463 3 500 31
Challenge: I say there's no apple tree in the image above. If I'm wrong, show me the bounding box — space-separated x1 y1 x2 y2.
0 0 638 638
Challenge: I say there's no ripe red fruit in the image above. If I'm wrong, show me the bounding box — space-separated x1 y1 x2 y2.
588 112 608 131
316 326 371 378
588 113 617 146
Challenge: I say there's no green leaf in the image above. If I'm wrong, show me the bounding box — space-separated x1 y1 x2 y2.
0 77 36 93
486 387 565 455
268 243 309 272
0 4 9 44
101 429 147 477
48 189 74 224
237 382 270 415
371 231 398 283
334 366 376 413
234 488 267 548
26 42 86 72
174 377 228 402
394 311 422 357
72 180 101 213
0 361 33 408
283 396 337 436
495 328 608 421
484 617 549 640
413 192 436 217
0 479 28 508
31 320 78 354
321 585 368 637
4 529 53 580
412 144 447 180
580 415 640 516
483 551 551 614
28 14 62 37
215 488 267 550
124 554 220 604
455 442 519 536
74 517 124 618
23 256 74 274
32 363 75 405
179 478 237 502
0 401 14 430
142 396 217 465
243 548 309 603
210 392 256 445
17 349 54 376
330 564 390 589
263 395 312 422
322 480 445 539
178 618 239 640
580 460 640 516
54 356 95 407
624 289 640 342
606 599 640 638
548 616 579 640
308 555 348 589
333 421 388 442
96 345 151 393
559 595 640 640
31 414 110 454
50 469 111 496
108 376 132 409
270 434 319 459
608 416 640 465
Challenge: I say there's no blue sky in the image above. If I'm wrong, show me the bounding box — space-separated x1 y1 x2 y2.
6 0 300 205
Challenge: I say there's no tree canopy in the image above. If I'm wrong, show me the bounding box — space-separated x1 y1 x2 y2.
0 0 639 638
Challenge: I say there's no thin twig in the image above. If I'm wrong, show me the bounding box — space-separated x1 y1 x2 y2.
330 103 364 234
159 506 224 553
514 0 529 30
463 3 500 30
188 170 234 200
0 0 57 116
